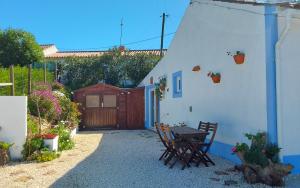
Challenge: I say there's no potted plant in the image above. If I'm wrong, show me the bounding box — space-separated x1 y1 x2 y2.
41 133 59 151
159 77 167 91
207 72 221 84
232 132 293 186
0 141 13 166
233 51 245 64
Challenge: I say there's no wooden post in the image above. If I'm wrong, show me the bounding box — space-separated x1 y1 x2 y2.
43 62 47 83
55 62 58 81
9 64 15 96
28 64 32 95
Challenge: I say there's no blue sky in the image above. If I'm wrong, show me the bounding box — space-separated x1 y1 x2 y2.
0 0 190 51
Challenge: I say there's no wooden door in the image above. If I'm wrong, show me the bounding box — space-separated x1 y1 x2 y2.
126 88 145 129
84 94 117 128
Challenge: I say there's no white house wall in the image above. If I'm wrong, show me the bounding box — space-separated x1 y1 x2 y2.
0 97 27 159
277 10 300 173
141 1 268 162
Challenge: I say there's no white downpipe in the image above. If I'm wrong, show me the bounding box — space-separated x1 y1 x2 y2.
275 9 291 160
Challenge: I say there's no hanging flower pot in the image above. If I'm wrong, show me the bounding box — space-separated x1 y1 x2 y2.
208 72 221 84
233 51 245 64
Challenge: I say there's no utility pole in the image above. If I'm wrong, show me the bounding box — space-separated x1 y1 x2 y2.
160 13 168 57
120 18 124 46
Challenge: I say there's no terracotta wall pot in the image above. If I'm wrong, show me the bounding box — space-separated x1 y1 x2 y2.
0 149 9 166
211 76 221 83
233 54 245 64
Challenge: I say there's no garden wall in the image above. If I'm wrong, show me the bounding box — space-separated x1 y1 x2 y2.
0 96 27 159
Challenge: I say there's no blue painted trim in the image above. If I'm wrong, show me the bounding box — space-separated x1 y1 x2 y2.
283 155 300 174
172 71 182 98
208 140 241 165
265 5 278 144
145 84 155 129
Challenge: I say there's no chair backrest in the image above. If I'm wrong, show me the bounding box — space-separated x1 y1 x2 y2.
160 124 175 148
155 122 168 148
198 121 218 152
155 123 174 148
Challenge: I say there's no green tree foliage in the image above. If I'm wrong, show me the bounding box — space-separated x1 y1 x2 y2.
0 29 43 67
60 48 160 90
126 53 160 86
0 66 54 96
60 57 104 90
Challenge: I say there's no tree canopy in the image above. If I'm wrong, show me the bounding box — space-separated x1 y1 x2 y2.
0 29 44 67
59 48 161 90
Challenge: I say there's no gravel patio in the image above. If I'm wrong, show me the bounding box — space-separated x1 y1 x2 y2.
0 130 299 188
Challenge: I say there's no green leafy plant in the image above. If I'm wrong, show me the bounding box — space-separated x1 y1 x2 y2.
22 137 43 160
0 141 13 150
27 115 39 136
232 132 281 167
36 148 60 162
50 123 75 151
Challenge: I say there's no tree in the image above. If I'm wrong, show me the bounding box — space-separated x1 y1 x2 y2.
125 53 160 86
0 29 44 95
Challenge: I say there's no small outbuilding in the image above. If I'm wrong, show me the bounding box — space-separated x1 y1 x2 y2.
74 84 144 130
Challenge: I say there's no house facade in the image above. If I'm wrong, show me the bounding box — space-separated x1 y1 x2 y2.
139 0 300 173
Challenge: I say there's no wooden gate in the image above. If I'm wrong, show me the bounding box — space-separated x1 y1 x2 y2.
118 87 144 129
74 84 144 130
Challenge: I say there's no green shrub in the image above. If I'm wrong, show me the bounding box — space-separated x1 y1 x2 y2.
22 137 43 159
50 123 75 151
36 148 60 162
55 94 80 126
0 141 13 150
27 115 39 135
28 89 62 123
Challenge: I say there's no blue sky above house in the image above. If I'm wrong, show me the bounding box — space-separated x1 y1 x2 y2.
0 0 190 51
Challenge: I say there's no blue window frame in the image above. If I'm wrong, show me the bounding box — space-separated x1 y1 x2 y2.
172 71 182 98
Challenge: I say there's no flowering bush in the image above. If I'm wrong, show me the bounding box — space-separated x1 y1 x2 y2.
50 122 75 151
55 93 80 126
28 89 62 122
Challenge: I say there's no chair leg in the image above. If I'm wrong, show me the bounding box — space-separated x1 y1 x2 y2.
164 151 175 165
203 153 215 165
159 150 168 161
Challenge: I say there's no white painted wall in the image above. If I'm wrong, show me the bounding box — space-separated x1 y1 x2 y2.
277 10 300 157
0 97 27 159
141 1 268 145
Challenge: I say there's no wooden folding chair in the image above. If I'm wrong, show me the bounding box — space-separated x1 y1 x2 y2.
196 121 218 166
155 122 172 161
161 125 191 170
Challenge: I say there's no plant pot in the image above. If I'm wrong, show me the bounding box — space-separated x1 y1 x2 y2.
43 135 59 151
233 54 245 64
0 148 9 166
211 76 221 84
70 127 77 138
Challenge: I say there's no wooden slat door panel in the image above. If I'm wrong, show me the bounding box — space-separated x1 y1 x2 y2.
126 88 144 129
84 94 117 128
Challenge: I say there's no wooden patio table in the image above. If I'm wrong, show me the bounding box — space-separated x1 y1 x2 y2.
170 126 209 166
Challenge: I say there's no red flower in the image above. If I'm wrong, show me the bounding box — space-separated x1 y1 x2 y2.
41 133 57 139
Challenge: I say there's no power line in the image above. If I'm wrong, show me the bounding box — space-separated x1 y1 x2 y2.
59 32 176 51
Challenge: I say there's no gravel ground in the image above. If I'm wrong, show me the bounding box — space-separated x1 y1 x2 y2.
0 130 299 188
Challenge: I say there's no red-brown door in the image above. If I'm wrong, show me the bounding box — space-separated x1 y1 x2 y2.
83 94 118 128
126 88 145 129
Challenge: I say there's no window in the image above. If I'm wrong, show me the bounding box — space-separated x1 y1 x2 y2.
172 71 182 98
103 95 117 108
86 95 100 108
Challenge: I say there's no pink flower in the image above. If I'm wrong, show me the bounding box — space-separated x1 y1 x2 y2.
231 147 237 153
32 89 62 116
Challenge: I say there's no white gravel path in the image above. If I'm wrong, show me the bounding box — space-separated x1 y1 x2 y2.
0 130 299 188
